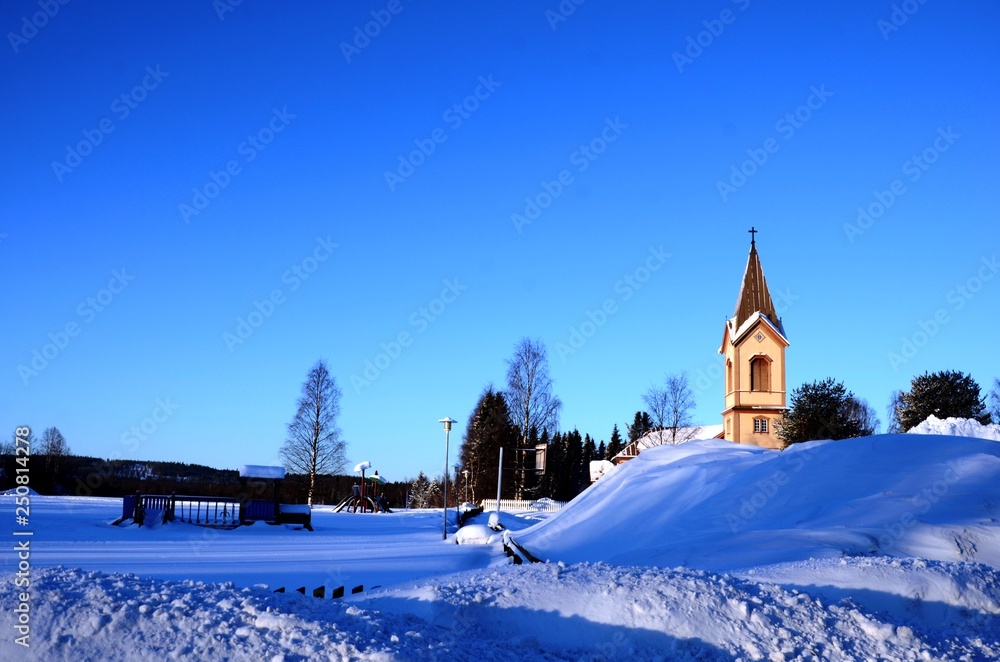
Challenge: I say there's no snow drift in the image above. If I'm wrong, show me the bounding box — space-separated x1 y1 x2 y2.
908 414 1000 441
517 434 1000 571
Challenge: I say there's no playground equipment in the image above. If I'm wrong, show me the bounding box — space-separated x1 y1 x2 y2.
332 462 391 513
115 465 312 530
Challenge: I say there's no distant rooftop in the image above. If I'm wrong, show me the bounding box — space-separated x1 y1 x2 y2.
239 465 286 480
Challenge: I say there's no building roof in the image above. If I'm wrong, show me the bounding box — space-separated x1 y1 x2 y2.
612 424 725 463
239 465 286 479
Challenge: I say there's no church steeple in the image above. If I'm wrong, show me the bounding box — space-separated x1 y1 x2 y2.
719 229 789 449
732 232 784 336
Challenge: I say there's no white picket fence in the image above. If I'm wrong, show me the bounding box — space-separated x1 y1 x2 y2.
480 498 566 513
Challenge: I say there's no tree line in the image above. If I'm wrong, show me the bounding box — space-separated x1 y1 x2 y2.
7 350 998 506
777 370 996 446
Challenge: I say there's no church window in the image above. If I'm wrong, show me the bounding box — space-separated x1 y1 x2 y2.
750 357 770 392
753 418 768 433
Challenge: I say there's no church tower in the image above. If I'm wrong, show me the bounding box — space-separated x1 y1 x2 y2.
720 229 788 449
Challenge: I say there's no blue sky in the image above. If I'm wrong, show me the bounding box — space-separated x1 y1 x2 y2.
3 1 998 484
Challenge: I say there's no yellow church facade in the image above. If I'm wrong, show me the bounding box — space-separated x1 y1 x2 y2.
719 230 788 449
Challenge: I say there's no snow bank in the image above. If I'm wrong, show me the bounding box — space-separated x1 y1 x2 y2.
8 561 995 661
518 434 1000 571
907 415 1000 441
363 561 1000 660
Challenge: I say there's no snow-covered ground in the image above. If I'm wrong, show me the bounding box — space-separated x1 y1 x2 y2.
3 428 999 660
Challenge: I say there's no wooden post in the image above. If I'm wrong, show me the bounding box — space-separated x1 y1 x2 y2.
274 479 281 521
496 447 503 512
360 467 367 513
134 490 145 526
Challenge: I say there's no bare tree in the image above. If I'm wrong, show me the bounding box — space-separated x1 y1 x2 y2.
844 396 879 436
885 390 903 433
504 338 561 498
505 338 562 445
41 426 71 475
0 433 15 456
990 378 1000 424
643 372 695 444
280 360 346 506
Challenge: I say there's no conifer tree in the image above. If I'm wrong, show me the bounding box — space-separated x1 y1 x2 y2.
458 386 518 503
581 434 597 488
408 472 440 508
539 432 559 499
564 429 584 497
627 411 654 443
896 370 990 430
606 424 624 459
776 378 871 446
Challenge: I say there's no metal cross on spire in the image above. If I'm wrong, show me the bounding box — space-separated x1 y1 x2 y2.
748 226 758 245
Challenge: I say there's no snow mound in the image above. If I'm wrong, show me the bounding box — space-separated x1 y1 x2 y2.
454 524 495 545
518 434 1000 571
908 415 1000 441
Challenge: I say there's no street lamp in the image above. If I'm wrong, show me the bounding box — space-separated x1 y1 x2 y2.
438 417 455 541
462 469 469 503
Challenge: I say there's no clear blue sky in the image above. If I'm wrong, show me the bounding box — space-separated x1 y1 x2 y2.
3 1 998 483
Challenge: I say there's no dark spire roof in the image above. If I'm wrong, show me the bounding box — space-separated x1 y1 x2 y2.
733 239 783 335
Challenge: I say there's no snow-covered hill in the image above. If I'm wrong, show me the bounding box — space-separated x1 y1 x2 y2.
517 433 1000 571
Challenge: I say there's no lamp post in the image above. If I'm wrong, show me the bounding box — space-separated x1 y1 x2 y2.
462 469 469 504
438 417 455 541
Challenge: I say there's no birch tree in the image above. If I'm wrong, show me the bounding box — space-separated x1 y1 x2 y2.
504 338 561 497
643 372 695 444
280 360 346 505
